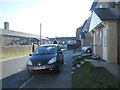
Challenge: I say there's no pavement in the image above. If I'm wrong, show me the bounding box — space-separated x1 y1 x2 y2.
85 59 120 80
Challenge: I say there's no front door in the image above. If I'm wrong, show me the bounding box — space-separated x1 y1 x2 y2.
103 27 107 61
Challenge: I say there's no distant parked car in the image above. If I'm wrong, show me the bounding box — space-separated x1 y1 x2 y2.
27 44 64 74
82 45 93 53
59 44 67 51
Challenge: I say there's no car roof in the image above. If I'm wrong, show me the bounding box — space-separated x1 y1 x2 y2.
39 44 58 47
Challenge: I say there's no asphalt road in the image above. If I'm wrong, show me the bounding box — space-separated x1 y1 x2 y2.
2 56 28 79
2 50 73 89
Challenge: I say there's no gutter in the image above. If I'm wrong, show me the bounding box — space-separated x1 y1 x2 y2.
117 2 120 64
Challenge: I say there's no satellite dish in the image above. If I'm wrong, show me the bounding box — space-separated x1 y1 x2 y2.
108 2 116 8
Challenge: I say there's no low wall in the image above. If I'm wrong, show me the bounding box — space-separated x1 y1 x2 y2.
67 44 80 50
1 45 38 61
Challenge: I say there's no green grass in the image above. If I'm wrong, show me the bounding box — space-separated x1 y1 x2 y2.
1 45 38 61
82 55 93 59
73 55 82 60
72 61 120 88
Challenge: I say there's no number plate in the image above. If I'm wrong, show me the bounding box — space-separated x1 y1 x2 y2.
34 66 45 70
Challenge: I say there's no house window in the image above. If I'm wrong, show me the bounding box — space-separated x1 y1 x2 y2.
80 32 85 39
99 2 108 8
95 31 99 45
100 30 102 45
96 29 102 45
100 4 103 8
68 41 71 44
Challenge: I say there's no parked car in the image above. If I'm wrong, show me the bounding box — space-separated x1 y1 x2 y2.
82 45 93 53
27 44 64 74
59 44 67 51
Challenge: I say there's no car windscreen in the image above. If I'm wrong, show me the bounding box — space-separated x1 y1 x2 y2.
33 45 57 55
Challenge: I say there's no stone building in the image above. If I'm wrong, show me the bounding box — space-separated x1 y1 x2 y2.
0 22 48 46
89 0 120 63
76 17 93 48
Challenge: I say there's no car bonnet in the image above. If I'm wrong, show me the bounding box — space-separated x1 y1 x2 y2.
29 54 57 64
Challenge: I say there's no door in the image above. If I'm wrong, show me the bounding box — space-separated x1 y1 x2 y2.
103 27 107 61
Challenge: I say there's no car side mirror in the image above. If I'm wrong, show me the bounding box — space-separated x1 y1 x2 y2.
29 54 32 56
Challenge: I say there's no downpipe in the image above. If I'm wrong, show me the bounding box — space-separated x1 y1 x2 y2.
117 2 120 64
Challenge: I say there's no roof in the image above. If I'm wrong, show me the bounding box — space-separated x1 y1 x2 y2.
49 37 76 41
94 8 118 20
90 0 99 10
0 29 48 40
81 17 91 32
39 44 58 47
76 26 83 33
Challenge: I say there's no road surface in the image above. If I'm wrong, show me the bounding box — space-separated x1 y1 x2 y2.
2 50 73 89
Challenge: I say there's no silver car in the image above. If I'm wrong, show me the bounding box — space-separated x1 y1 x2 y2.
82 45 93 53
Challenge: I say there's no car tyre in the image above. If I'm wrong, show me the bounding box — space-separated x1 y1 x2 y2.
62 59 64 64
86 49 92 53
55 64 61 73
28 70 34 75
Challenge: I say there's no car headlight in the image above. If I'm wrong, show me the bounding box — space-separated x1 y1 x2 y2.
27 60 32 65
48 57 57 64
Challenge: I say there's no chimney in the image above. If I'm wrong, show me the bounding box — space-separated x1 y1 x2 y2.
4 22 9 30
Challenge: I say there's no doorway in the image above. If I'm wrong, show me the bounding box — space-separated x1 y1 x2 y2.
103 27 107 61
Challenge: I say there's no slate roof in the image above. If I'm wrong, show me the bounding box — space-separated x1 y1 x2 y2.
77 26 83 33
0 29 47 40
49 37 76 41
90 1 98 10
81 17 91 32
94 8 118 20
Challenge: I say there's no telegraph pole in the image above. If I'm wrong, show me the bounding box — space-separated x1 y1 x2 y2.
40 23 42 45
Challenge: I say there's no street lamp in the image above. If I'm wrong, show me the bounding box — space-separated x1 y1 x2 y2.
40 23 42 45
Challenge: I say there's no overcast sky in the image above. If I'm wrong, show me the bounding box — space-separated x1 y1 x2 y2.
0 0 94 38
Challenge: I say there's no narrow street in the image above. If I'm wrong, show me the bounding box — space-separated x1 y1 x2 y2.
2 50 73 88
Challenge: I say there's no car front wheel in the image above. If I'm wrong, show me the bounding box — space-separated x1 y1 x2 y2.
62 60 64 64
55 63 61 73
28 70 34 75
86 49 92 53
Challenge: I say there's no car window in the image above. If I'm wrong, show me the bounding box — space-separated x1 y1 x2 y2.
33 45 57 55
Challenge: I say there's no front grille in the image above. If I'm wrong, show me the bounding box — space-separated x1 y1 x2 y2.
32 61 48 66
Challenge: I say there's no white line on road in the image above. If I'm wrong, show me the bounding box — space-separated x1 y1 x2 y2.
19 75 36 88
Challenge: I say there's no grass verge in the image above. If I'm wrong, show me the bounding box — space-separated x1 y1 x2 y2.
1 45 38 61
72 61 120 88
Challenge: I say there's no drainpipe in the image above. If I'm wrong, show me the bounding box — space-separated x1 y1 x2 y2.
117 2 120 64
